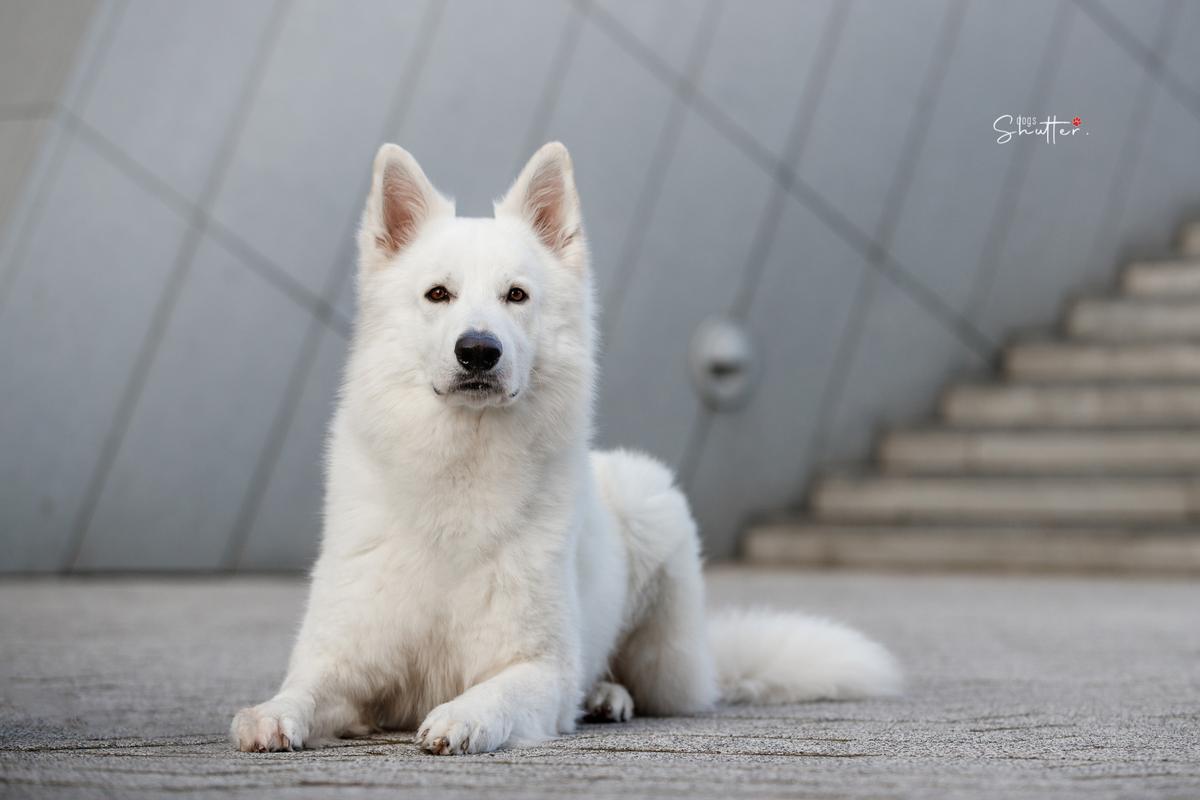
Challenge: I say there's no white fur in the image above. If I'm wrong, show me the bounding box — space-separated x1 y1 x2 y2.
230 143 900 755
710 609 902 703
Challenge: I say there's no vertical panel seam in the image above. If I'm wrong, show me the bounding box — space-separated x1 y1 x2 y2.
589 0 724 344
801 0 971 477
518 0 591 169
62 0 293 571
963 0 1075 321
61 114 353 336
587 0 998 376
0 0 130 315
1078 0 1183 284
678 0 855 493
1072 0 1200 121
730 0 855 319
221 0 447 570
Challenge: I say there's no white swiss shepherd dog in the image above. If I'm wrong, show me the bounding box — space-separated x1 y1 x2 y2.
231 142 901 755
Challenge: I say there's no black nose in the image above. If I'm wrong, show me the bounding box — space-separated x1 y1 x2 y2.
454 331 502 372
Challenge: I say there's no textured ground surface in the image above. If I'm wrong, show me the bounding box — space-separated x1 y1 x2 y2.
1 568 1198 799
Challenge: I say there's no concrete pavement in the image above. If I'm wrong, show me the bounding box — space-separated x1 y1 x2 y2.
1 568 1198 798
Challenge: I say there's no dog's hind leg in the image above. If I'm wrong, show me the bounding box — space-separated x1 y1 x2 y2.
611 537 718 715
593 450 718 716
584 680 634 722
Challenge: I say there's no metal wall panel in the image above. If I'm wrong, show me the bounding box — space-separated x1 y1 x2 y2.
0 138 190 570
975 3 1166 338
1 0 1196 568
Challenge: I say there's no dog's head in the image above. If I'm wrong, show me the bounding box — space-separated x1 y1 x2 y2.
353 142 592 415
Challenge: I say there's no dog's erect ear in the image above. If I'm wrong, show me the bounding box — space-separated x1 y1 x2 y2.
497 142 585 267
360 144 453 266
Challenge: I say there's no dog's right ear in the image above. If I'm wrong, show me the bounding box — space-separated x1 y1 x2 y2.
359 144 453 269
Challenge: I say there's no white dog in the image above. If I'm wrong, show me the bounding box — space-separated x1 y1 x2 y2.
231 143 900 755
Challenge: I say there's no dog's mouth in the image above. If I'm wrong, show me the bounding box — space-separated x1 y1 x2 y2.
454 377 500 394
434 377 520 403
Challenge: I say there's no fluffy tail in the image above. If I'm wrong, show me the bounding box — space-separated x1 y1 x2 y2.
709 607 902 704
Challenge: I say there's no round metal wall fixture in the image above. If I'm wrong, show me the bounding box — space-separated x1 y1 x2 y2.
688 317 758 411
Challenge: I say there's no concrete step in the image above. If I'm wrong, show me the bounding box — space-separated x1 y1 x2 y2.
743 520 1200 574
943 383 1200 426
1005 340 1200 380
881 429 1200 473
1122 259 1200 297
1068 297 1200 341
811 474 1200 523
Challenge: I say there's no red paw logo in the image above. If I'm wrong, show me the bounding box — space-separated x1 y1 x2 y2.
1072 116 1082 127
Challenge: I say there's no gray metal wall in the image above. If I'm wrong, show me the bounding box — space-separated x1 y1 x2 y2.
1 0 1198 571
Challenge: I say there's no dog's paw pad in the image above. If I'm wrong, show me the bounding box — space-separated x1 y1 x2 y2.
585 681 634 723
231 705 306 753
416 701 508 755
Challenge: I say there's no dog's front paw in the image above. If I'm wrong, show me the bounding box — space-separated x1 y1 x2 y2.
584 681 634 722
415 700 512 755
231 703 307 752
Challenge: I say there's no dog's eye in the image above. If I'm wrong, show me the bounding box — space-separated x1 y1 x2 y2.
506 287 528 304
425 286 450 303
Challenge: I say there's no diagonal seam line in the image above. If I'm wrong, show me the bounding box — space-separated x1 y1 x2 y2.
0 112 68 306
593 0 723 344
694 52 992 356
588 0 994 365
62 0 293 572
964 0 1075 321
517 0 590 172
0 0 132 314
678 0 855 493
729 0 854 319
1072 0 1200 121
0 102 57 123
64 111 351 335
584 0 696 98
872 0 970 253
0 0 130 567
1079 0 1183 286
801 0 974 480
220 0 447 570
205 217 351 337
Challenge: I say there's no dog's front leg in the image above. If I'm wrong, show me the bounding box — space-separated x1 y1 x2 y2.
231 619 370 752
230 686 316 753
230 671 366 753
415 660 568 754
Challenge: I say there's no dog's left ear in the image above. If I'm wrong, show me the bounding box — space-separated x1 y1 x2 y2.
497 142 585 269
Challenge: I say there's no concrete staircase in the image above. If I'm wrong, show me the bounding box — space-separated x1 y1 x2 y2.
745 223 1200 574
